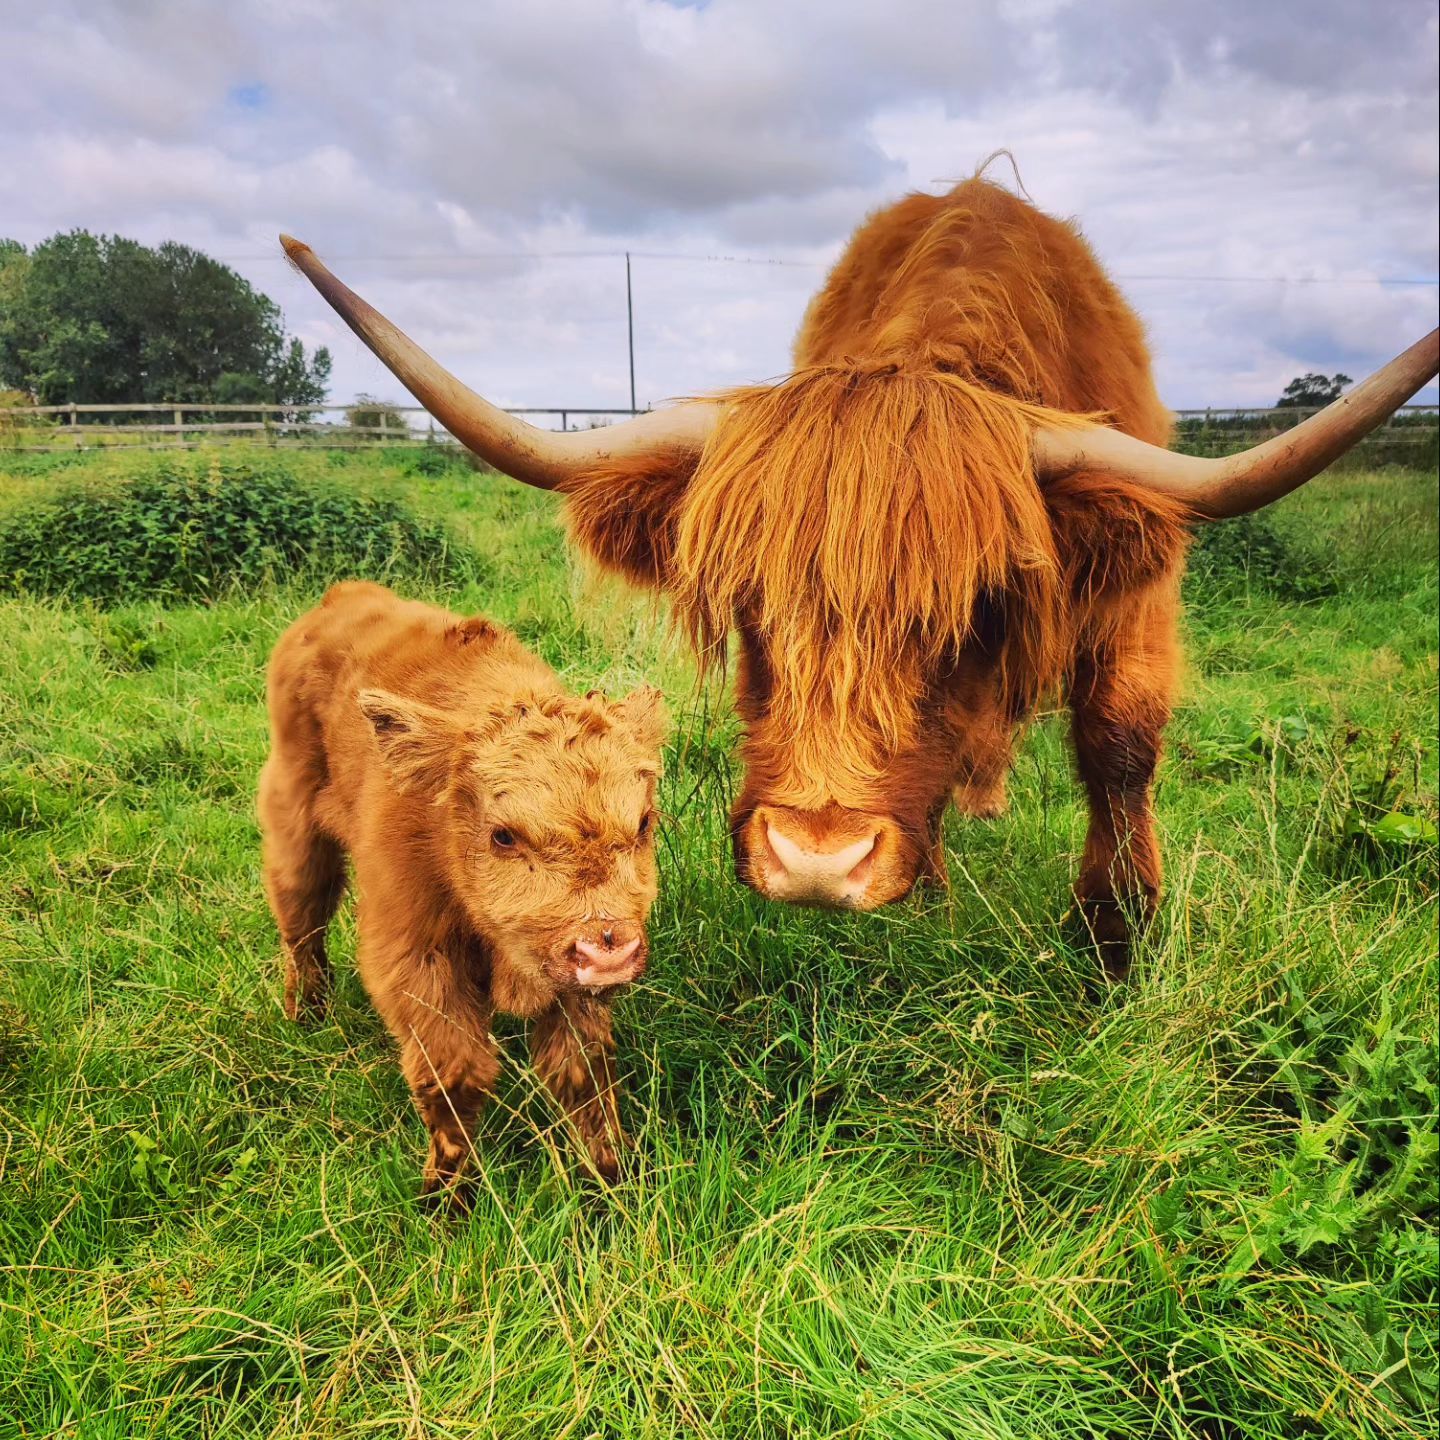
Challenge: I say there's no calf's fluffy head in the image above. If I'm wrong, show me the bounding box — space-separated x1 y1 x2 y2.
358 684 666 1005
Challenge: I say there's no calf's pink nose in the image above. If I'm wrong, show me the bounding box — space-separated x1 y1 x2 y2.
575 936 640 968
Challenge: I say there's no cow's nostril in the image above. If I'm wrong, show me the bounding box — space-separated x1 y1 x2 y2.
766 825 877 878
602 927 614 948
847 833 881 883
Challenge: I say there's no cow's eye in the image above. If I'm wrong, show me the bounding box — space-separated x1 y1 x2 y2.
637 812 652 841
491 828 516 850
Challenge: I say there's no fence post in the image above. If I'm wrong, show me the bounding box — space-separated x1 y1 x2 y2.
379 410 388 444
174 405 184 449
69 402 80 449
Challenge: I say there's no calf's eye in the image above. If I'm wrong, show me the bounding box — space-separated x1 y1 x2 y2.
492 828 516 850
637 813 652 840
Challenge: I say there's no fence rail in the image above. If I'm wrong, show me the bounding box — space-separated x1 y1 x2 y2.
0 402 647 453
1172 404 1438 420
2 400 1436 458
1168 402 1437 460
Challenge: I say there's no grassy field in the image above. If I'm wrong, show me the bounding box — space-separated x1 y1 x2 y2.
0 446 1435 1439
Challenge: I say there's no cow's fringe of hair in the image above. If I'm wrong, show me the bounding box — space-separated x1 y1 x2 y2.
671 362 1093 785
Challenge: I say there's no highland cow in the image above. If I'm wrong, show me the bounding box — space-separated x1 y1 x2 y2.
259 582 666 1197
281 174 1438 976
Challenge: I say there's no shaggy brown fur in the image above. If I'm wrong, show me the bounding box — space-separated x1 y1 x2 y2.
259 582 666 1198
675 368 1075 797
564 173 1194 968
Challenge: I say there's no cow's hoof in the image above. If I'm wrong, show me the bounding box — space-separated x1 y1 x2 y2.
951 777 1008 820
1062 899 1135 990
419 1173 474 1215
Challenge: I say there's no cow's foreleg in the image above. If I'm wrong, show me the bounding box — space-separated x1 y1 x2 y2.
531 996 625 1181
951 731 1014 820
1068 620 1174 982
948 661 1016 820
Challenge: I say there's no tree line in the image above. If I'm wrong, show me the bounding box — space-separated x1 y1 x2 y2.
0 229 1368 416
0 232 330 409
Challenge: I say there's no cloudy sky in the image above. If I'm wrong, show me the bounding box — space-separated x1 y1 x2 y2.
6 0 1437 415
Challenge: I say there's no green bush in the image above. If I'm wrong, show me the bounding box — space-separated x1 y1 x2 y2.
1186 512 1340 601
0 455 485 605
344 394 410 442
404 443 471 477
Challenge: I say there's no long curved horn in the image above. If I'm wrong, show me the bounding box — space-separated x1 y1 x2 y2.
279 235 720 490
1033 329 1439 520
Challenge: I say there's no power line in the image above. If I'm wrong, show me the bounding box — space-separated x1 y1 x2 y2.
233 249 819 266
225 248 1440 285
1111 273 1438 286
627 251 817 267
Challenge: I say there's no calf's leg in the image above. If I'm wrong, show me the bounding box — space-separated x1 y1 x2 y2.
531 996 625 1181
359 930 500 1206
259 757 346 1020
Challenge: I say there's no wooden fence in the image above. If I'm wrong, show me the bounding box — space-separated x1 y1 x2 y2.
1169 403 1437 461
0 402 647 453
2 399 1436 460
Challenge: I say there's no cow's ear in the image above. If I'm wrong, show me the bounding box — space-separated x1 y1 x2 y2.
561 446 698 591
357 689 465 796
611 685 669 755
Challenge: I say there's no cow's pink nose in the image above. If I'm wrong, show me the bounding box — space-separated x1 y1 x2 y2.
573 935 642 986
756 808 884 907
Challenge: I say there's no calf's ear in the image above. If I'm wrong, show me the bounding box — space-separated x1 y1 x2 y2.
611 685 668 754
562 448 697 590
357 689 465 796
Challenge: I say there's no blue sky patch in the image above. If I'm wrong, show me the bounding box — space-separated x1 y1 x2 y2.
227 82 269 111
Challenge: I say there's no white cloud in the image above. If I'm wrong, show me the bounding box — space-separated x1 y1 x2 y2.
2 0 1434 409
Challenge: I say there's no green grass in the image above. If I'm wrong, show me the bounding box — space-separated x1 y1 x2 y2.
0 447 1435 1438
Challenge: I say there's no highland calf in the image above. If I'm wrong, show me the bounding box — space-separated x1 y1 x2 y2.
259 582 666 1197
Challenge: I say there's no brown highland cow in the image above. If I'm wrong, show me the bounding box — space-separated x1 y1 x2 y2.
259 582 666 1196
281 172 1438 977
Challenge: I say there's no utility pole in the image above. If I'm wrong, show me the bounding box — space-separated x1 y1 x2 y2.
625 252 637 414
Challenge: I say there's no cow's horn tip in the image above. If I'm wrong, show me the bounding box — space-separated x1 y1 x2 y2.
278 233 309 258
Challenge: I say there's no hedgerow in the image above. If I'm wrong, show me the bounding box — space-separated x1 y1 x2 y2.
0 454 485 604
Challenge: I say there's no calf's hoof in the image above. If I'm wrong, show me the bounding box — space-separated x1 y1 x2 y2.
419 1130 479 1212
586 1150 621 1185
283 967 331 1023
284 992 330 1024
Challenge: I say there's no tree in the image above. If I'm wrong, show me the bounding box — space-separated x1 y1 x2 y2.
270 337 331 413
0 231 330 408
0 241 37 399
1276 372 1352 409
345 393 410 441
